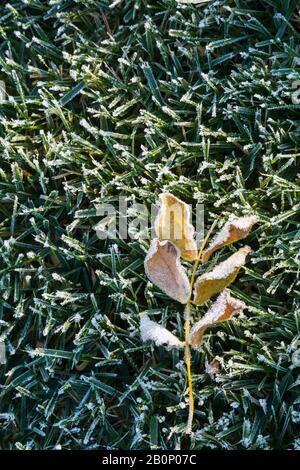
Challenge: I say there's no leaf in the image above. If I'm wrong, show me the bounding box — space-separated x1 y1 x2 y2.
145 239 191 303
140 314 184 349
155 192 197 261
176 0 211 4
202 216 258 263
193 246 251 305
189 291 245 350
205 359 221 379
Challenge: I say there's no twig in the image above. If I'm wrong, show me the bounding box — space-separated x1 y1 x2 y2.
185 218 219 434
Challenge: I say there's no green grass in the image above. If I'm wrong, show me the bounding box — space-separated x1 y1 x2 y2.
0 0 300 450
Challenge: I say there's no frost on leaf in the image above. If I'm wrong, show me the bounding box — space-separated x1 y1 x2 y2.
145 239 191 304
193 246 251 305
205 359 221 379
140 314 184 349
189 291 245 350
202 216 258 263
155 192 197 261
176 0 211 4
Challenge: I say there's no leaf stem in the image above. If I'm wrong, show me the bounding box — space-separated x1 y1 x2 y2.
185 218 219 434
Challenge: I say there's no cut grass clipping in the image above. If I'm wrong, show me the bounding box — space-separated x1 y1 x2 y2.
0 0 300 450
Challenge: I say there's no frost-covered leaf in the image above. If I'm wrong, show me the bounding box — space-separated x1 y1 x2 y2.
202 216 258 263
155 192 197 261
140 313 184 349
176 0 211 4
189 291 245 350
145 239 191 303
193 246 251 305
205 359 221 379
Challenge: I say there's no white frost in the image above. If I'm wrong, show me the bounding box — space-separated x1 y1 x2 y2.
140 314 184 349
197 246 251 285
144 239 191 304
191 291 245 333
203 215 258 262
189 291 245 349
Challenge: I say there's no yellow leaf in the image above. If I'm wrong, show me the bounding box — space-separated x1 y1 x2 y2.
145 239 191 304
155 193 197 261
193 246 251 305
202 216 258 263
189 291 245 350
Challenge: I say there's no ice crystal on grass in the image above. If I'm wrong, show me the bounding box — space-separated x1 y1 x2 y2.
0 0 299 451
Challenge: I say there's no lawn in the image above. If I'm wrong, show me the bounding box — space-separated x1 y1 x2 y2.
0 0 300 450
